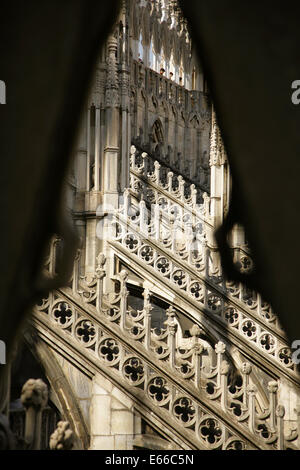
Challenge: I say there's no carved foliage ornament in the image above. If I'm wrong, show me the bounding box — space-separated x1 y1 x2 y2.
21 379 48 411
49 421 74 451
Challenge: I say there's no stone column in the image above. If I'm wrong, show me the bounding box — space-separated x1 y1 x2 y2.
101 34 122 292
86 107 91 191
84 102 102 275
120 11 130 193
207 110 227 274
103 34 121 209
73 108 88 198
94 106 101 191
209 110 226 228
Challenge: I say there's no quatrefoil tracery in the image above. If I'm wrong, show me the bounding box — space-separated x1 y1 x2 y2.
173 397 196 427
99 338 120 365
147 376 170 406
75 319 96 345
51 301 74 327
198 416 224 448
122 357 145 385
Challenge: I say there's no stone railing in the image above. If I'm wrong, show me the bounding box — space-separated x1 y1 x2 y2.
131 60 210 116
130 144 248 270
130 145 209 213
109 215 297 381
128 145 285 333
116 185 284 329
35 242 300 450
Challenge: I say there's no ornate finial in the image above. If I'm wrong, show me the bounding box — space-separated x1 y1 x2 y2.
96 252 106 269
49 421 74 450
165 306 177 333
215 341 226 354
95 252 106 280
143 287 153 315
209 109 226 166
276 405 285 418
105 34 119 107
119 269 129 282
202 192 210 217
21 379 48 410
143 287 150 303
241 362 252 375
166 306 176 318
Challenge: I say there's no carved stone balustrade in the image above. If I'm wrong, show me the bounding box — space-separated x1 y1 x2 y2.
108 212 293 376
33 275 299 449
130 145 209 215
132 60 207 114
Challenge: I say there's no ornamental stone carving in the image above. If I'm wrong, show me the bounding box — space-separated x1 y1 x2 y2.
49 421 74 450
27 0 300 451
21 379 48 410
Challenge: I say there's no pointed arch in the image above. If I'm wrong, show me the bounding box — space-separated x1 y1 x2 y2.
151 118 164 144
